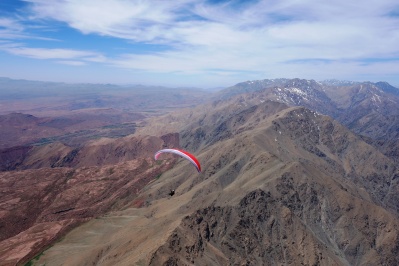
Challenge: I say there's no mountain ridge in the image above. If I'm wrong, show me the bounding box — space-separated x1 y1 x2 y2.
2 77 399 265
213 78 399 163
33 99 399 265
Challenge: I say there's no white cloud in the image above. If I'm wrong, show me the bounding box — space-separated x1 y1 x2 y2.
0 17 28 39
22 0 399 54
57 60 86 66
0 15 59 41
1 0 398 86
0 18 24 31
24 0 195 42
0 44 102 60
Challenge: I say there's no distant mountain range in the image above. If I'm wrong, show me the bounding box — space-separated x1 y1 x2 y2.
214 78 399 161
218 78 399 138
1 77 399 265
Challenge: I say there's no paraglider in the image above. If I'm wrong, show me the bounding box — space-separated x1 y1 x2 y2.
154 148 201 197
154 149 201 197
154 148 201 172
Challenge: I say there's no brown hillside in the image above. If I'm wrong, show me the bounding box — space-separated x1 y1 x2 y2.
0 134 180 171
34 101 399 265
0 134 179 266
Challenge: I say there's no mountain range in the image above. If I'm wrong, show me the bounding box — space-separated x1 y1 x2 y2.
216 78 399 161
1 78 399 265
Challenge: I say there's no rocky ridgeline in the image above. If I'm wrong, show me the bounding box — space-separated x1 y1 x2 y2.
151 184 399 265
149 102 399 265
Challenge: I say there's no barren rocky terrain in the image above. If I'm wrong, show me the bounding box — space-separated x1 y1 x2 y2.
0 134 180 265
2 78 399 266
32 99 399 266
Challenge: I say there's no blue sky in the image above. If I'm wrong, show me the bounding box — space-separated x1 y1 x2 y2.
1 0 399 88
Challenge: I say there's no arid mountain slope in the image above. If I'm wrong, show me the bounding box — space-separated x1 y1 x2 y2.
0 134 179 266
217 78 399 140
35 101 399 266
213 78 399 164
150 105 399 265
326 82 399 140
0 133 179 171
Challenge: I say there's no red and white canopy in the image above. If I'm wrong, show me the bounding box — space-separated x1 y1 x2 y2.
154 148 201 172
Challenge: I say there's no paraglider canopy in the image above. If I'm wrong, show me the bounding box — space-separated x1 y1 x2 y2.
154 148 201 172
